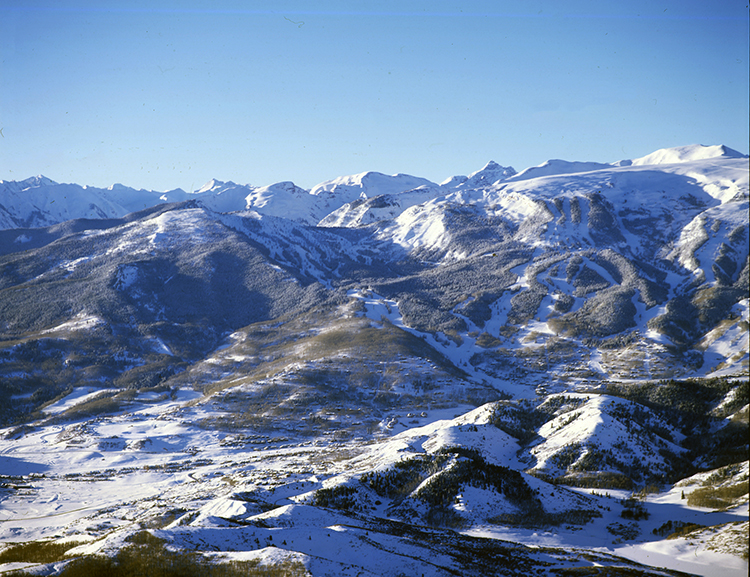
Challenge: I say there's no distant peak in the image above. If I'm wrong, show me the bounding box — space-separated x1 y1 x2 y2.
309 171 436 198
465 161 516 185
631 144 748 166
509 159 612 182
196 179 231 193
252 181 308 196
440 174 468 187
440 161 516 190
22 175 58 188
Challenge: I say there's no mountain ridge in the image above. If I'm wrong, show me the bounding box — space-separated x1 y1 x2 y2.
3 143 745 231
2 144 746 386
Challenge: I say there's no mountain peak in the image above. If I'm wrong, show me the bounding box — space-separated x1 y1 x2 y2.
23 175 58 189
196 179 237 194
255 181 307 195
464 161 516 187
631 144 748 166
440 161 516 189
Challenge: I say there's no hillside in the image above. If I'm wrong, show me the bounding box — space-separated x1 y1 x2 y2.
0 144 748 576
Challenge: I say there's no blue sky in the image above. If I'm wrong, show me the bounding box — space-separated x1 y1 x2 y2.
1 1 748 191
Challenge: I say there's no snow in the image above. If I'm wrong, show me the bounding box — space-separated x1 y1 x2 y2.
694 299 750 377
0 176 189 230
466 474 749 577
376 202 451 253
243 181 323 224
365 404 523 468
192 497 256 524
309 170 436 200
442 160 517 189
465 520 748 577
509 159 613 182
318 187 446 228
195 178 229 194
190 180 254 212
211 548 310 571
114 264 138 289
150 336 174 356
147 209 210 248
5 144 747 300
347 289 526 396
1 385 747 577
529 394 684 477
630 144 748 167
613 537 748 577
41 387 118 415
167 517 458 577
40 313 103 336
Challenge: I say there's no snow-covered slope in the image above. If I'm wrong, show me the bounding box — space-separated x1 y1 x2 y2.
629 143 747 166
241 181 326 223
4 144 746 235
508 159 613 182
187 179 327 224
527 393 685 483
318 187 446 227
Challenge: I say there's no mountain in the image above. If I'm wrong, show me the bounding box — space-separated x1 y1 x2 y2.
629 143 747 166
310 170 437 199
508 159 613 182
0 176 187 230
0 170 443 230
441 160 517 189
0 144 748 576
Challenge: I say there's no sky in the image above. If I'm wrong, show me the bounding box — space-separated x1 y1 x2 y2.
1 0 748 192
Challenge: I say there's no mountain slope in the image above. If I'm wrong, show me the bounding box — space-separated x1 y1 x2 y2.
1 146 747 410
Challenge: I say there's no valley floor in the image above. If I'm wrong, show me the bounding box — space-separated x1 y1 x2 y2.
1 384 747 576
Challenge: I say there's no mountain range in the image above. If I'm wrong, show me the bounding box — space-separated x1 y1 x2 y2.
0 143 747 576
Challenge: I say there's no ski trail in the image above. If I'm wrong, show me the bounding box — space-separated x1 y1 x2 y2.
347 289 530 397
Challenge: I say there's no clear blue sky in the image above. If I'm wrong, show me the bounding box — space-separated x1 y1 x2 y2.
1 1 748 192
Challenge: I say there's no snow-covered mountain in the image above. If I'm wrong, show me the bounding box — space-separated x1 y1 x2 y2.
629 143 748 166
0 170 442 229
0 176 187 229
3 143 745 230
0 144 748 576
441 159 517 189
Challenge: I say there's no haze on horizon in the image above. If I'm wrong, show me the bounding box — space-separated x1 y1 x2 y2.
1 0 748 192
